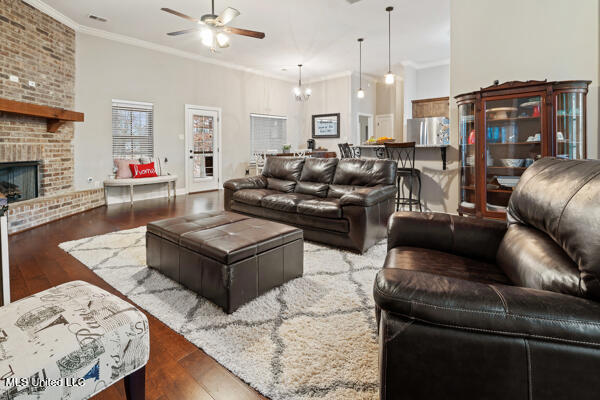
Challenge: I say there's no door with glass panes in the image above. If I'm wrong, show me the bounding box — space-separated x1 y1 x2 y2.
185 106 220 192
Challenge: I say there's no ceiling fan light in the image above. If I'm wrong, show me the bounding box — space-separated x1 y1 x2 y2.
357 89 365 99
200 28 214 47
384 73 395 85
216 32 230 47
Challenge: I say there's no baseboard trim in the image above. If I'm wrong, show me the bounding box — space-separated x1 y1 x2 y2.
9 204 105 236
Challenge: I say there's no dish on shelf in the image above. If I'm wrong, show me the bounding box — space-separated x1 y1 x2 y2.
520 100 540 108
460 201 475 209
486 107 518 120
526 133 541 142
497 175 520 187
499 158 525 167
486 203 507 212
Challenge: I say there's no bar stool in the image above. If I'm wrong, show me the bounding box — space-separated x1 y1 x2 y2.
384 142 422 211
338 143 356 158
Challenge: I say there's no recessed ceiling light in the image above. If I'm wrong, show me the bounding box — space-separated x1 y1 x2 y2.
281 67 288 71
88 14 108 22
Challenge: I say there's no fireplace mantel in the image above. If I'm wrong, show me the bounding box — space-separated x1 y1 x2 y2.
0 98 84 132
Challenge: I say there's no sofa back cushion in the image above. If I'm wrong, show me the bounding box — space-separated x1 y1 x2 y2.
262 157 305 181
332 159 396 187
502 157 600 299
300 158 339 183
262 157 305 193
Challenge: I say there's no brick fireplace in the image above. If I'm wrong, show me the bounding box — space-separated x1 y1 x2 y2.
0 0 105 233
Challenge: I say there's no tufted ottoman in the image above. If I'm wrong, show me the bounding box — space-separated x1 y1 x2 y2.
0 281 149 400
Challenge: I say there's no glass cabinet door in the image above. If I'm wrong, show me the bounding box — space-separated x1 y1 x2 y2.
555 92 585 159
458 102 476 212
484 95 543 213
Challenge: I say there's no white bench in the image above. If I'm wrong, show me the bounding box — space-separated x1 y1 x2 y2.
104 175 177 205
0 281 149 400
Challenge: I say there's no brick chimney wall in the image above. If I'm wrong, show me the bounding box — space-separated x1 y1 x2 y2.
0 0 104 234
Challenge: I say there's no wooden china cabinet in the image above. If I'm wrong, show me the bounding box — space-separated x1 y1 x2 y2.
456 80 590 219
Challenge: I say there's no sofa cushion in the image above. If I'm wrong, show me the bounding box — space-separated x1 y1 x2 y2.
261 193 316 212
295 181 329 198
297 198 342 219
497 224 581 296
328 184 358 198
267 178 297 193
507 157 600 299
385 247 511 285
233 189 281 206
333 158 397 186
232 202 349 233
262 157 305 181
299 158 339 183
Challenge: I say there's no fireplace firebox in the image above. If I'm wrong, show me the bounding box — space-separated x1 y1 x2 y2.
0 161 40 203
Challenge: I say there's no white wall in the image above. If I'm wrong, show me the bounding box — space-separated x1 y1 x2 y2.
74 33 302 192
351 72 377 144
300 75 352 152
442 0 600 213
416 64 450 100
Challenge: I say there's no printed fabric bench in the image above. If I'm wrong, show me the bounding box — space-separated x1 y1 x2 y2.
0 281 149 400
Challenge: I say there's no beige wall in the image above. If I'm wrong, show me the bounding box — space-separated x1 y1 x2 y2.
300 75 352 152
442 0 600 213
74 33 301 191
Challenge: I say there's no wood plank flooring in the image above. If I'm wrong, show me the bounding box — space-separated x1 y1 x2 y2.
8 192 268 400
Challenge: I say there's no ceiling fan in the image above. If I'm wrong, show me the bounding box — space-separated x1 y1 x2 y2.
162 1 265 52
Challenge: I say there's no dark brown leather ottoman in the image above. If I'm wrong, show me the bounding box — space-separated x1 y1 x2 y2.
146 211 303 313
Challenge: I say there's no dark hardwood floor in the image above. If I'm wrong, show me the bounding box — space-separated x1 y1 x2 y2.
9 191 268 400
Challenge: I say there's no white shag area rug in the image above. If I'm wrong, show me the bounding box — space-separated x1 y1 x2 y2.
59 226 385 400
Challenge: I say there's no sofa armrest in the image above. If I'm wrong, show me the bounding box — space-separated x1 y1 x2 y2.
223 175 267 191
339 185 396 207
387 212 506 263
374 268 600 347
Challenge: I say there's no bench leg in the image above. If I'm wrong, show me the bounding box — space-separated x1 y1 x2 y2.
124 366 146 400
130 185 134 206
173 181 176 198
167 181 171 200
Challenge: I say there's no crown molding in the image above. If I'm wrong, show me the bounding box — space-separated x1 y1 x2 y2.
307 70 353 84
23 0 297 84
401 58 450 70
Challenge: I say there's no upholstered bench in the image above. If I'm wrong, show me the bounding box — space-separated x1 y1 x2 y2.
0 281 149 400
146 211 304 313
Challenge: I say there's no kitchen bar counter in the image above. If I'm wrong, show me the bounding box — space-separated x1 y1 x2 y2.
354 144 449 170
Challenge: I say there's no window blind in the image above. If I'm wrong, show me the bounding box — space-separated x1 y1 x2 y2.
250 114 287 155
112 100 154 159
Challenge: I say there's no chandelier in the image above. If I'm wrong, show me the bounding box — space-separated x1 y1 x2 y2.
293 64 312 102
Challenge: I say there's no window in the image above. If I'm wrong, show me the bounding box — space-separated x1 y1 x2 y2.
250 114 287 155
112 100 154 159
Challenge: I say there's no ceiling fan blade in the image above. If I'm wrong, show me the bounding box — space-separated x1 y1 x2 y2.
167 28 200 36
161 8 203 24
215 7 240 26
222 26 265 39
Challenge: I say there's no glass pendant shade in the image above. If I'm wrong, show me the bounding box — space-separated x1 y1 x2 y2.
383 7 394 85
357 89 365 99
384 73 395 85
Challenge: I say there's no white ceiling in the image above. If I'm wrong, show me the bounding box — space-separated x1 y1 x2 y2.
37 0 450 81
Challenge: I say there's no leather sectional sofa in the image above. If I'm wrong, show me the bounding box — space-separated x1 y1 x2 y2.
374 157 600 399
224 157 397 253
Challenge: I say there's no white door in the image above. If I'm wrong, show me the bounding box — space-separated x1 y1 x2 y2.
185 106 220 193
376 114 394 138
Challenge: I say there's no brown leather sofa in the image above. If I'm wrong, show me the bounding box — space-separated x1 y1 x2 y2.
374 157 600 400
224 156 397 253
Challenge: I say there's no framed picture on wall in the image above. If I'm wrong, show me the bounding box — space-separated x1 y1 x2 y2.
312 113 340 138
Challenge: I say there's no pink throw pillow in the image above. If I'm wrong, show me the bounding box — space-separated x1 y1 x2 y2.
115 159 139 179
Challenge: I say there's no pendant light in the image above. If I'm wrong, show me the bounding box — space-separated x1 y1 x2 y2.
357 38 365 99
293 64 311 102
384 6 394 85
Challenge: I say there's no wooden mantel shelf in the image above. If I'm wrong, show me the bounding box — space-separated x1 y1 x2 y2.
0 98 84 132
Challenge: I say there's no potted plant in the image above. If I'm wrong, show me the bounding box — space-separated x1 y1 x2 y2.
282 144 291 154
